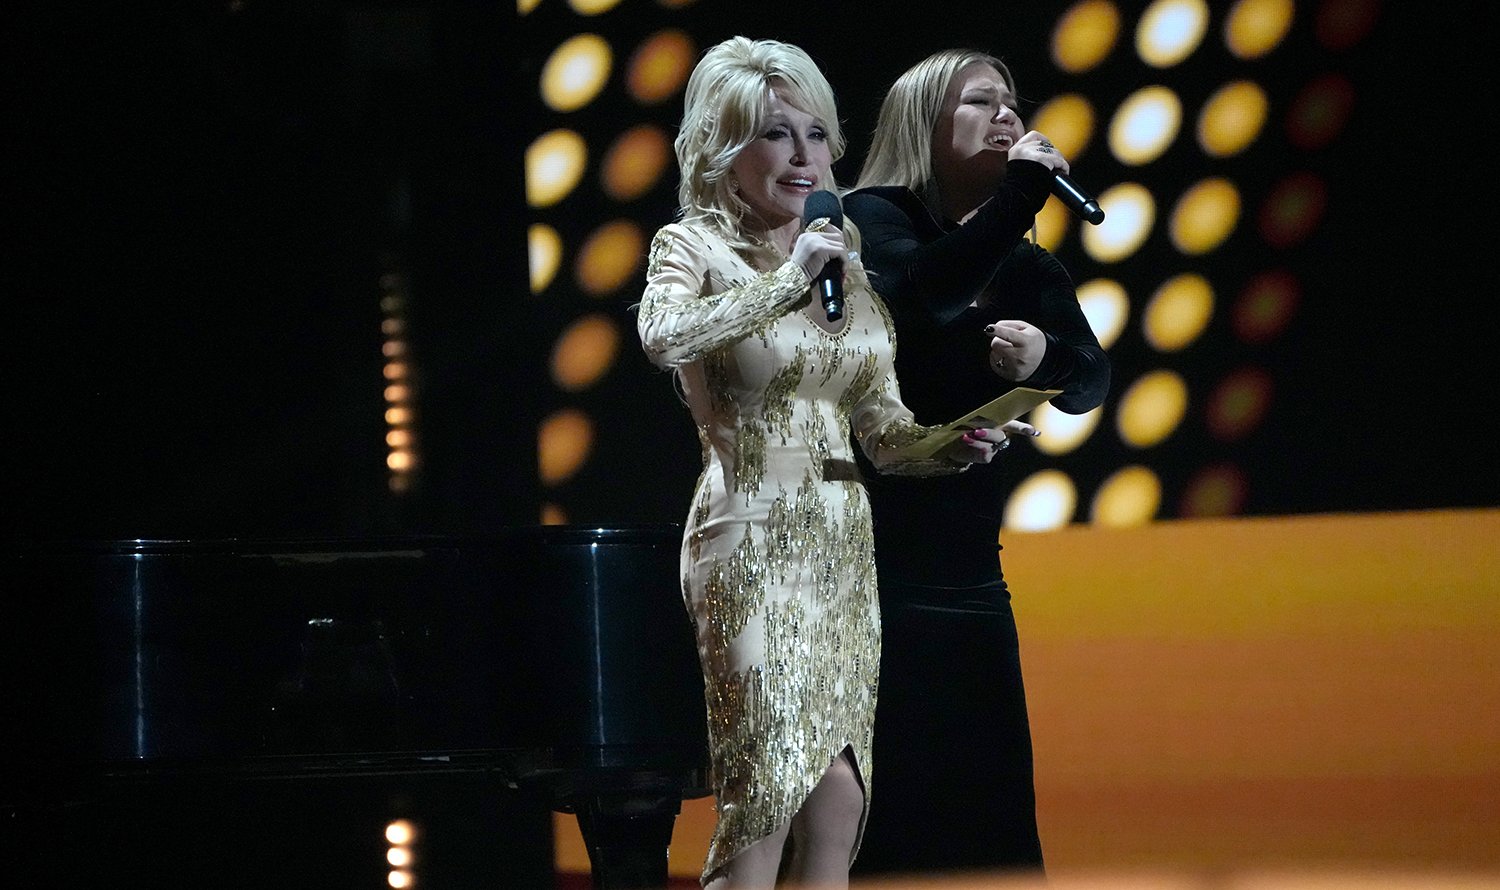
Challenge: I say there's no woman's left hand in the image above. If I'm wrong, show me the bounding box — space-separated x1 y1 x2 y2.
985 319 1046 381
947 420 1039 464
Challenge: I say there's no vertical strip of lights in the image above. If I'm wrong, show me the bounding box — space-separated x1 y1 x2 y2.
385 818 417 887
380 270 418 494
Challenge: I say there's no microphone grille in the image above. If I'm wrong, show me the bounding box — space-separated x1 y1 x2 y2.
803 190 843 228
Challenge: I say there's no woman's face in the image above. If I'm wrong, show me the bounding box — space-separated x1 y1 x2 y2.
933 62 1022 190
730 86 832 231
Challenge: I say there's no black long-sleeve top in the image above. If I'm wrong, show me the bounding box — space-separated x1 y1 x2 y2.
846 159 1111 591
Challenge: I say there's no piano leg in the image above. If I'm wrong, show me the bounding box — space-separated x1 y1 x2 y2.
574 788 683 890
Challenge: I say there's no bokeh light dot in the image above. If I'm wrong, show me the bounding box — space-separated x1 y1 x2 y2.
538 409 594 485
1109 85 1181 165
1143 273 1214 352
1136 0 1210 68
1032 93 1095 160
1206 366 1273 441
1081 183 1155 263
1170 177 1240 255
1198 80 1268 157
529 223 563 294
551 313 621 391
1286 73 1355 150
1180 463 1249 517
1258 172 1327 248
1052 0 1122 73
601 124 672 201
1030 403 1104 456
1232 269 1300 344
1075 278 1130 350
1117 369 1189 448
1316 0 1381 50
628 30 695 105
1225 0 1295 60
575 220 645 296
539 34 612 112
525 129 588 208
1004 470 1078 531
1091 465 1162 527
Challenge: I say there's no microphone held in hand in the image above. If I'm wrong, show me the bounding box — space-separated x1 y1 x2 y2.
802 190 845 322
1051 172 1105 225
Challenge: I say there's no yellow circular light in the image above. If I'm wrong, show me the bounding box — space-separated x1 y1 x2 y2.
1136 0 1210 68
529 223 563 294
1003 469 1078 531
540 34 613 113
1034 199 1070 252
601 124 672 201
539 409 594 485
1198 80 1268 157
1108 85 1181 166
1170 176 1240 254
541 502 569 526
385 821 415 845
576 220 646 295
1080 182 1155 263
1116 368 1189 448
1091 465 1162 527
1143 272 1214 352
1052 0 1122 74
627 29 695 105
1224 0 1294 60
386 450 415 472
525 129 588 208
1075 277 1129 350
1032 93 1095 160
517 0 543 14
568 0 622 13
1030 403 1104 457
551 313 621 391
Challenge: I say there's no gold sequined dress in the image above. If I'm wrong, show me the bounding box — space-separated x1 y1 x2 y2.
637 221 960 883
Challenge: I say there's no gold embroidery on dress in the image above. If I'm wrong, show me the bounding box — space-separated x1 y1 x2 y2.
762 347 806 444
734 419 767 501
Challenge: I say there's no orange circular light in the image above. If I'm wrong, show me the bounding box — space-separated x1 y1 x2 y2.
627 30 695 105
601 124 672 201
576 220 646 296
551 313 621 391
538 409 594 485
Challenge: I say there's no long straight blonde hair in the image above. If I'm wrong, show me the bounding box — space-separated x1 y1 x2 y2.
855 49 1015 213
674 36 847 256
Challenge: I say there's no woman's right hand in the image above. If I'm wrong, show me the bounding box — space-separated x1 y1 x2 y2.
790 227 848 283
1009 130 1070 175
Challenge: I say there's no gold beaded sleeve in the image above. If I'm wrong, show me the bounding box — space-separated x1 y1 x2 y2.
850 373 969 477
637 223 813 370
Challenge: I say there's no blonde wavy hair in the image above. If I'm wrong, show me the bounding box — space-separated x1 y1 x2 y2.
855 49 1015 213
674 36 847 257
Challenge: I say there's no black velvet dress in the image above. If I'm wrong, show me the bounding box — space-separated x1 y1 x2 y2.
845 159 1111 874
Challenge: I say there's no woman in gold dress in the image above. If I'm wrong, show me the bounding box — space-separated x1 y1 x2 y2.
636 36 1032 889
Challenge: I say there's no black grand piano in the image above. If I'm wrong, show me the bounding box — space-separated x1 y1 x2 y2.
1 526 708 889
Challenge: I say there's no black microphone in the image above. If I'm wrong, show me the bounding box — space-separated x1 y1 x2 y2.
802 190 844 322
1052 172 1105 225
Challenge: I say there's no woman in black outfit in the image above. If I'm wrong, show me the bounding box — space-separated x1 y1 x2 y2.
844 48 1111 874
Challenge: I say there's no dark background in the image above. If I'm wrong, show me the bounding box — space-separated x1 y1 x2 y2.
6 0 1496 544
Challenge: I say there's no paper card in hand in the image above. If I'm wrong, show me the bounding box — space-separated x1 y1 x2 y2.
890 387 1063 460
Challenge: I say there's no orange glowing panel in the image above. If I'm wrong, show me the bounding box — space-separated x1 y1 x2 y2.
575 220 645 296
538 409 594 485
627 29 695 105
1232 269 1300 344
551 313 621 391
601 124 672 201
1052 0 1122 74
1178 462 1248 517
1257 171 1327 248
1205 366 1273 441
1286 73 1355 150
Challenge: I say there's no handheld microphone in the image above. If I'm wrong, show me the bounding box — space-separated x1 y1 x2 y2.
802 190 844 322
1052 172 1105 225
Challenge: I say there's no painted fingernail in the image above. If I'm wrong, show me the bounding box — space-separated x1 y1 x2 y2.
972 429 988 438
